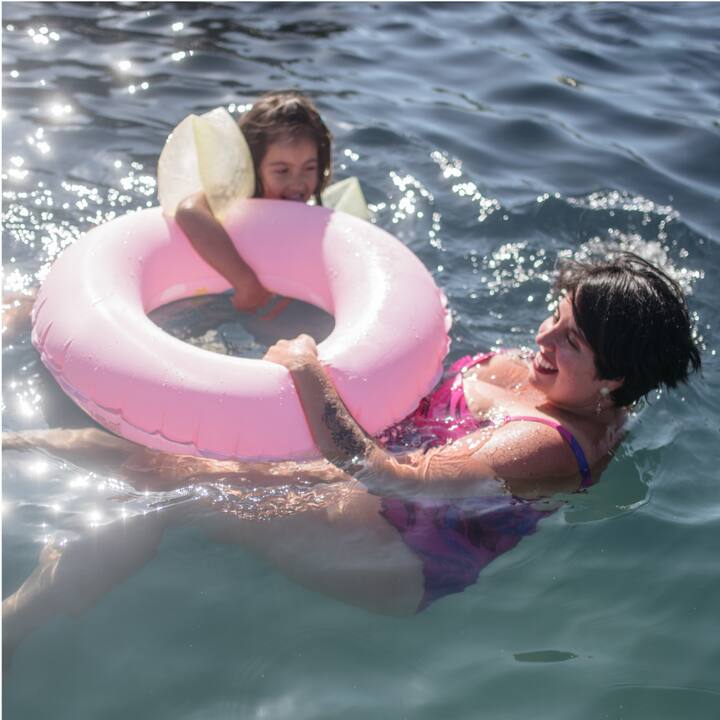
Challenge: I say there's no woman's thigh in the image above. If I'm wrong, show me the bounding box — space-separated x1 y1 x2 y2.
197 480 425 616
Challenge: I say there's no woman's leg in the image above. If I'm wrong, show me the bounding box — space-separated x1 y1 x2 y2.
3 427 140 468
198 480 424 617
2 502 180 662
2 290 36 341
3 477 423 663
2 428 350 491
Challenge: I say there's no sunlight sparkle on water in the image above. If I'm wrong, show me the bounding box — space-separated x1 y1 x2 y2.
4 186 90 267
388 171 434 226
7 168 29 181
27 128 51 155
4 173 148 286
16 398 36 417
49 103 73 118
10 155 27 172
87 510 104 527
431 149 500 222
431 150 462 179
482 242 551 296
119 165 157 204
29 460 49 476
428 211 443 249
567 190 677 219
28 26 60 45
573 224 701 295
228 103 252 115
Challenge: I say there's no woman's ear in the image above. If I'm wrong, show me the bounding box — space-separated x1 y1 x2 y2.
600 377 625 406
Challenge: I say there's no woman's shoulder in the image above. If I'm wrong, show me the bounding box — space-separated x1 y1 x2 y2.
484 417 584 481
466 348 532 387
484 407 623 494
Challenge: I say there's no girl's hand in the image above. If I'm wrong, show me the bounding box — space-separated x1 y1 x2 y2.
175 192 273 313
264 334 319 372
231 279 273 312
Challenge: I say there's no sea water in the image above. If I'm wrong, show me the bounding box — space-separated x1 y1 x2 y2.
3 3 720 718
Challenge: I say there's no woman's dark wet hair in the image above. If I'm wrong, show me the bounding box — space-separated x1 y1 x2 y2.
554 252 702 407
238 90 332 204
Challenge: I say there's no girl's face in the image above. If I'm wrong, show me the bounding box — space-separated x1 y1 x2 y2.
529 295 622 412
258 136 319 202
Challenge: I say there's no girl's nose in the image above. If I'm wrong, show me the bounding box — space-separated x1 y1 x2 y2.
287 172 305 192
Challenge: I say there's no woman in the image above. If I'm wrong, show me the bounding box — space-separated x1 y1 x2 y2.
272 251 702 499
2 253 701 655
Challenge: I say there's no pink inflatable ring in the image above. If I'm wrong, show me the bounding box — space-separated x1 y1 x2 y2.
32 200 451 460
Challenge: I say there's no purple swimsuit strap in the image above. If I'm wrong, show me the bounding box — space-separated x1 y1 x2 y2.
504 415 593 488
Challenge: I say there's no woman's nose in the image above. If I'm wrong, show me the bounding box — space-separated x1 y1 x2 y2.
536 318 555 346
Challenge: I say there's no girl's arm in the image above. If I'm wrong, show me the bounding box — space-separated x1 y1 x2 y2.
175 192 273 311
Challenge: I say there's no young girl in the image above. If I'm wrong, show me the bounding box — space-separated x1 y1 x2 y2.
175 91 333 311
1 92 333 337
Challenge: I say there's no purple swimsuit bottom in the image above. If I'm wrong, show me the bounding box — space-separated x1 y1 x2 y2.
376 352 593 612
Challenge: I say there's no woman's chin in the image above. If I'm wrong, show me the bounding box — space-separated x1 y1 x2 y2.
527 365 545 388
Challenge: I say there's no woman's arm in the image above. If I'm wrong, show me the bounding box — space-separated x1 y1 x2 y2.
175 192 273 311
265 336 591 498
264 336 501 498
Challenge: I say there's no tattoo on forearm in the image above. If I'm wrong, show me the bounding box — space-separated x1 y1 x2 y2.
321 399 368 467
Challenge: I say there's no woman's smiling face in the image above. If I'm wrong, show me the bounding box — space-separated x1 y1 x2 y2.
258 135 319 202
529 294 622 412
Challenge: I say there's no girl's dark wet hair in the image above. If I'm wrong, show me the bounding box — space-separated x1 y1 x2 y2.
238 90 332 204
554 252 702 407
